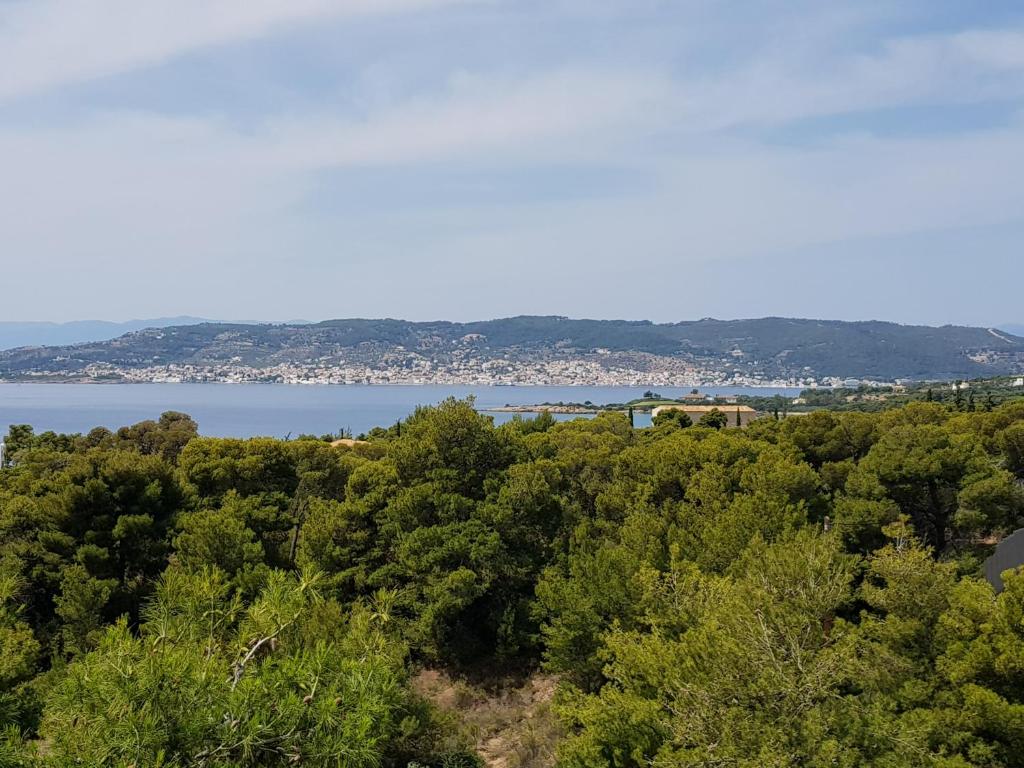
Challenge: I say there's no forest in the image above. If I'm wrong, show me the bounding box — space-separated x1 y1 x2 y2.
2 399 1024 767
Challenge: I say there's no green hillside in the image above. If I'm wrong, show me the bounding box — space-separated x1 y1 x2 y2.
1 316 1022 380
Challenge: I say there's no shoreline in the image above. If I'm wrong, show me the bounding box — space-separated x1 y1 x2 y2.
0 378 805 389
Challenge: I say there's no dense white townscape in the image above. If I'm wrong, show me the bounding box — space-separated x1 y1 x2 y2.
12 355 831 388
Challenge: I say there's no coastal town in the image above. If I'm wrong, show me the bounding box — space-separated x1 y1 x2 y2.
3 318 1021 389
12 356 837 388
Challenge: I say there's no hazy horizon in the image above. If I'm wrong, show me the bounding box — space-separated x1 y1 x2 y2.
1 313 1022 329
2 1 1023 325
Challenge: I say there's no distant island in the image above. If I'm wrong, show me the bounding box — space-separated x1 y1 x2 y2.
0 316 212 349
1 315 1023 386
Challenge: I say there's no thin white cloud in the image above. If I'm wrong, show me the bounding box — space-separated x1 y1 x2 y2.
0 65 668 177
0 0 474 102
679 26 1024 130
0 65 669 298
4 100 1023 305
2 2 1023 324
261 69 672 168
951 29 1024 70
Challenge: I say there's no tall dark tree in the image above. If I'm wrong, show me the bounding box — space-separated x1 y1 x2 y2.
699 408 729 430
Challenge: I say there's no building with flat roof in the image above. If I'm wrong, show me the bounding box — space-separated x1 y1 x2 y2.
651 404 758 428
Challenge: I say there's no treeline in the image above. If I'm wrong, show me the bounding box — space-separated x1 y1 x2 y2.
738 377 1024 414
2 401 1024 766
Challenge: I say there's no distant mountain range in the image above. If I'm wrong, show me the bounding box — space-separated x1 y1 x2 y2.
0 317 211 350
2 316 1023 384
0 317 315 350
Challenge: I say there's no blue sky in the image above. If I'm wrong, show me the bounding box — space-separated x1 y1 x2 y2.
1 0 1023 326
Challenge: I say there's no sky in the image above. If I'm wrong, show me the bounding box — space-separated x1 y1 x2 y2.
1 0 1023 327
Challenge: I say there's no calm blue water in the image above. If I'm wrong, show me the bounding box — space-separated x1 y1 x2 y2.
0 384 799 438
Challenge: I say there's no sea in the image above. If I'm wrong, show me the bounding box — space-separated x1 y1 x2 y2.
0 383 800 438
